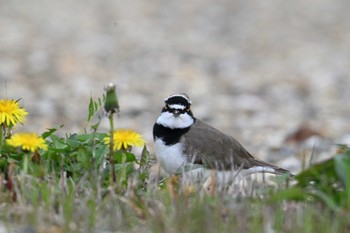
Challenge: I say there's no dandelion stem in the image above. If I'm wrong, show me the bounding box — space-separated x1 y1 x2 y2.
0 125 3 152
104 83 119 185
109 114 116 184
120 150 127 187
23 153 29 174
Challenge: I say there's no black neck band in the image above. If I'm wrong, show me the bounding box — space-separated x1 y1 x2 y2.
153 123 192 146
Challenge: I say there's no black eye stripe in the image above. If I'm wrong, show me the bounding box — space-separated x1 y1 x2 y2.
163 105 190 114
168 108 185 113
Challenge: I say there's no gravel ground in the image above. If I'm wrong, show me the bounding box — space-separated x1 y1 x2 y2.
1 0 350 173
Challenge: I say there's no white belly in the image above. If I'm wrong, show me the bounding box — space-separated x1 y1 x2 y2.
154 139 188 174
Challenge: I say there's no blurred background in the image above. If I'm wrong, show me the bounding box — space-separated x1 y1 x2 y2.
1 0 350 173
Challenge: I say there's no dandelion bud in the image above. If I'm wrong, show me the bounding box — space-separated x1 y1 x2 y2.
104 83 120 113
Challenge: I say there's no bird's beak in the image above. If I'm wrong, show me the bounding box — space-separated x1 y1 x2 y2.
173 110 180 117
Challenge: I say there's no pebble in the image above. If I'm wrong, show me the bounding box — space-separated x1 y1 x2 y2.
1 0 349 173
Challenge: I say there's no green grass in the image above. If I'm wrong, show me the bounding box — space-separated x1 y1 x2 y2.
0 175 349 233
0 89 349 232
0 150 349 233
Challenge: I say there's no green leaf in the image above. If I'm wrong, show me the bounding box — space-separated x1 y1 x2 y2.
295 158 336 187
91 122 100 131
334 154 350 188
115 162 135 174
114 152 136 163
87 97 95 122
66 163 83 173
94 145 108 166
94 101 98 113
65 137 82 148
50 134 68 150
126 152 136 162
77 148 90 164
87 95 105 123
139 145 149 167
98 96 103 107
334 153 350 208
41 125 64 139
271 187 307 202
311 189 340 212
94 132 108 141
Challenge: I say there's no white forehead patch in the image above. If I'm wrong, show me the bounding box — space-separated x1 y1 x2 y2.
168 104 186 110
164 93 192 104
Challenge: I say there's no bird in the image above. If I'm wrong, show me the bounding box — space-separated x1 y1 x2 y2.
153 93 291 180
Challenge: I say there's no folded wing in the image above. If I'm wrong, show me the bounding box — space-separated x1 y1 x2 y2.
182 119 289 174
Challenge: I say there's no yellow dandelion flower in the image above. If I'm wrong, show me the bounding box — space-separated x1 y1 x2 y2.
0 99 28 127
6 132 48 152
104 129 145 151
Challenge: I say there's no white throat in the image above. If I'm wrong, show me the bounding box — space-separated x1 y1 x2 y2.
156 112 194 129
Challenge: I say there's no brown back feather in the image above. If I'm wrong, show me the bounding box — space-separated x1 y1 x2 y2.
182 119 289 174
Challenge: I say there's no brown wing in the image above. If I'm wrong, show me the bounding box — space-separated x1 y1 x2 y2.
182 119 289 174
